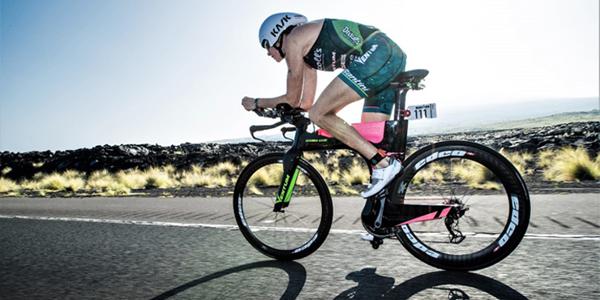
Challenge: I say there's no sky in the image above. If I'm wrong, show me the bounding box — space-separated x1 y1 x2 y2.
1 0 598 152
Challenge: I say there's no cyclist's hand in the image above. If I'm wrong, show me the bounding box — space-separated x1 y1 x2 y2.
241 96 256 111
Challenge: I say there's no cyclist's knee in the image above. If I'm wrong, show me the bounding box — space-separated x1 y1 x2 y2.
308 106 324 125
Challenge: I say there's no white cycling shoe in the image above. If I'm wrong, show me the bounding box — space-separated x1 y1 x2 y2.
361 158 403 198
360 232 374 241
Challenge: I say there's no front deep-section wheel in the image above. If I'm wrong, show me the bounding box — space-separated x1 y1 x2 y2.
389 141 530 271
233 153 333 260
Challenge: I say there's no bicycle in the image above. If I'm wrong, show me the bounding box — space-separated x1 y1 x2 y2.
233 69 530 271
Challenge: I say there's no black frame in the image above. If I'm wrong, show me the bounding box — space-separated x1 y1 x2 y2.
250 70 429 212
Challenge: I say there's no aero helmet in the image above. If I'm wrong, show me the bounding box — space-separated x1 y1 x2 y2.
259 12 307 49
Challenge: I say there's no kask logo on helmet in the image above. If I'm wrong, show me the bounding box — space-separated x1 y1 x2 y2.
270 15 292 38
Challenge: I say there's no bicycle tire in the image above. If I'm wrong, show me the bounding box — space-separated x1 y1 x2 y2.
233 153 333 260
389 141 530 271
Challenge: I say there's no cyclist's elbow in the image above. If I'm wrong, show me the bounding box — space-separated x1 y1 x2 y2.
287 97 302 109
300 99 313 111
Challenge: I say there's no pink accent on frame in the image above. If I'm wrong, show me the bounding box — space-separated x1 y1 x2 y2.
316 121 385 144
398 207 452 226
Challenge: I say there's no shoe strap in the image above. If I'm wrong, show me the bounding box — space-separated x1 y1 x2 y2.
369 149 388 166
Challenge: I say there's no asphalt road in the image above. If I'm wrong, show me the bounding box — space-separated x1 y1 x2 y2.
0 194 599 299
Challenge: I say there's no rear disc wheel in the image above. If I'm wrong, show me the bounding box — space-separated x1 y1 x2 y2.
390 142 530 271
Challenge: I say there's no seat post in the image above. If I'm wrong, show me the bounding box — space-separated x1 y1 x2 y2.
393 88 409 121
388 87 410 160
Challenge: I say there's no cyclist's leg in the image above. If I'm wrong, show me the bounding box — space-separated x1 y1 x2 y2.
361 88 396 122
360 36 406 123
361 112 390 123
308 78 378 160
310 33 406 163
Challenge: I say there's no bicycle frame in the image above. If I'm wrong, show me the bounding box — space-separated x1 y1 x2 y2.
256 83 414 212
239 69 530 268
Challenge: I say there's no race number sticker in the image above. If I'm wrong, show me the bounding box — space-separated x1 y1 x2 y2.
407 103 437 120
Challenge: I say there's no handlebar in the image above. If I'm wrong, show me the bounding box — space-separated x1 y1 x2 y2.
249 103 307 143
249 122 286 133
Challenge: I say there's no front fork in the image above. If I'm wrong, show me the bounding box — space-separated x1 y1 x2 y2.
273 149 302 212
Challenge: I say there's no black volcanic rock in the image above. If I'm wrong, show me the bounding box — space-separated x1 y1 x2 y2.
0 121 598 181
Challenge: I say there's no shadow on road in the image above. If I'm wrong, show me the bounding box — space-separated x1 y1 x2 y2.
150 260 306 300
150 261 526 299
334 268 528 299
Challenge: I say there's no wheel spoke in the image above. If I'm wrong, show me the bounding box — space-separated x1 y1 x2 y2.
286 213 312 228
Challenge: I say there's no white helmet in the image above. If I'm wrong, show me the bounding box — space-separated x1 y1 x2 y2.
259 12 307 49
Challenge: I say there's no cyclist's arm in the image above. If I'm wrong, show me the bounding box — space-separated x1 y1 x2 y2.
299 67 317 111
245 63 314 110
282 33 305 108
250 36 307 109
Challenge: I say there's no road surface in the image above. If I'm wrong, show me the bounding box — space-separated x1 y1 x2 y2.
0 194 598 299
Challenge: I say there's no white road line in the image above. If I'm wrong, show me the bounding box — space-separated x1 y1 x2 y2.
1 214 599 241
0 215 238 230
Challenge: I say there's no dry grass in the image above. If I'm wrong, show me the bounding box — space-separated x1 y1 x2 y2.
247 164 283 188
87 170 131 195
244 162 285 196
0 177 19 193
542 147 600 181
247 185 264 195
410 160 501 190
180 165 229 188
0 162 242 196
412 162 447 185
206 161 238 177
333 149 354 159
340 160 369 186
144 166 177 189
452 160 501 190
336 184 359 195
303 151 322 162
500 149 534 176
116 169 147 189
2 167 12 176
36 170 86 192
311 161 340 185
2 147 598 197
538 149 556 169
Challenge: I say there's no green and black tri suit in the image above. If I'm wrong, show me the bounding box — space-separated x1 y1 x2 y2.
303 19 406 115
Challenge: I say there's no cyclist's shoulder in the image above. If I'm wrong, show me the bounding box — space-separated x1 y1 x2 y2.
286 20 324 46
290 19 324 36
327 18 378 32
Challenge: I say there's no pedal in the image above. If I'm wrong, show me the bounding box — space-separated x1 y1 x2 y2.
360 233 383 249
370 237 384 249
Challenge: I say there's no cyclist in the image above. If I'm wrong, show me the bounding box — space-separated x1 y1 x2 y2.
241 12 407 197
